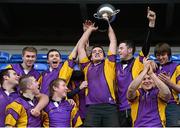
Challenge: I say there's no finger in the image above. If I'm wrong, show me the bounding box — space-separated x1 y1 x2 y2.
147 6 150 13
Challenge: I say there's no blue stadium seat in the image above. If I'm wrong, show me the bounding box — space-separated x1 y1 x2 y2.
134 52 139 58
10 54 22 63
34 63 48 72
171 54 180 64
0 63 9 70
0 51 9 63
61 54 68 61
149 54 157 60
36 54 47 63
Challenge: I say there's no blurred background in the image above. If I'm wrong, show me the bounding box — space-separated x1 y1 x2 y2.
0 0 180 46
0 0 179 66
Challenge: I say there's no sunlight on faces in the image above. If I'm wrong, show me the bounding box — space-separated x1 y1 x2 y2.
22 51 37 67
53 80 68 98
47 51 61 69
141 74 154 91
118 43 132 60
91 47 104 63
156 52 169 65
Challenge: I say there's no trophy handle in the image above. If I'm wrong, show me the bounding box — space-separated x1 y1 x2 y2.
112 9 120 16
94 13 99 18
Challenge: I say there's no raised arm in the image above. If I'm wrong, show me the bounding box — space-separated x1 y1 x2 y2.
148 64 171 102
77 21 98 60
127 59 150 100
142 7 156 57
108 24 117 54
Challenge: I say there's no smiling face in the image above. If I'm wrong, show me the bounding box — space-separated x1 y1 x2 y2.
22 51 37 68
5 69 19 87
47 51 61 69
156 52 169 65
141 74 154 91
54 80 68 98
28 76 40 95
154 43 171 65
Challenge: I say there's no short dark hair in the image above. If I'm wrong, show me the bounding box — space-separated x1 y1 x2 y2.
22 47 37 56
0 68 13 85
154 43 171 59
47 49 61 59
119 40 136 54
49 78 66 98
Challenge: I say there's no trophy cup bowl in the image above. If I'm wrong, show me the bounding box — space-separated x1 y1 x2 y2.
94 4 120 32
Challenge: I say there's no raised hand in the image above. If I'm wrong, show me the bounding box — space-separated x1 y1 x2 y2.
143 57 151 70
79 81 88 90
147 7 156 28
83 20 98 32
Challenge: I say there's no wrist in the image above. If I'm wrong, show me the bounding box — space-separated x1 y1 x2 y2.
149 21 155 28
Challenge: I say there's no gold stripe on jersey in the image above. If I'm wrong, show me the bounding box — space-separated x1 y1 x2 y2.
5 101 28 126
42 111 49 127
59 60 74 85
71 106 82 127
79 57 90 96
130 90 140 127
171 65 180 104
104 51 116 101
157 98 167 127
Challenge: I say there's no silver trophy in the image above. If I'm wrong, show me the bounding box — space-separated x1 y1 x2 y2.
94 4 120 32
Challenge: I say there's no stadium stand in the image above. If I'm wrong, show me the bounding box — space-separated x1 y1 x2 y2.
0 51 10 63
9 54 22 63
0 52 180 71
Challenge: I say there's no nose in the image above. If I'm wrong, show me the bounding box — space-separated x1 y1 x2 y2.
16 75 20 80
118 49 121 53
65 86 68 90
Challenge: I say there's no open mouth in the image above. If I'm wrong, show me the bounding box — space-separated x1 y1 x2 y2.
95 54 100 57
52 61 58 64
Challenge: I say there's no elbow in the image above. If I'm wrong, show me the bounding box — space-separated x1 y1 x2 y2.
127 90 136 101
160 91 171 102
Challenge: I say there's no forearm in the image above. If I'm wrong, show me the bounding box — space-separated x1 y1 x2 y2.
69 45 78 59
78 29 92 59
150 73 171 101
167 81 180 93
78 29 92 50
35 93 49 111
108 25 117 54
67 87 81 99
142 27 152 57
127 69 148 100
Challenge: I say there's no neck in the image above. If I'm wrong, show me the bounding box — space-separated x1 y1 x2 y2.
52 93 63 102
93 60 102 66
23 92 34 100
2 83 15 93
21 63 32 70
123 55 133 61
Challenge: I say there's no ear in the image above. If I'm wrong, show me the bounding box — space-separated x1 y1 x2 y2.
3 75 9 80
53 86 58 92
128 48 133 54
